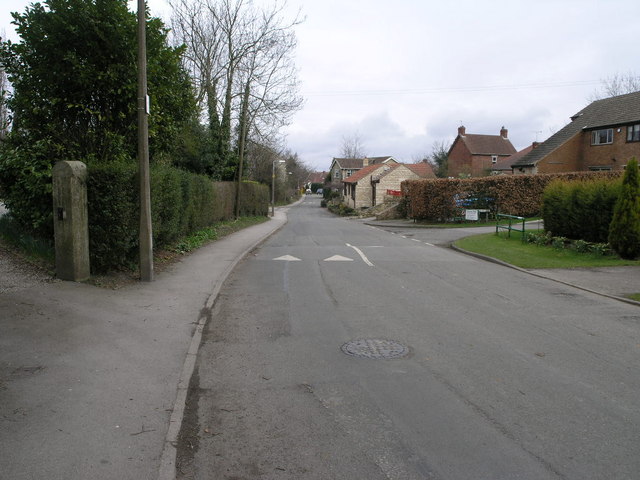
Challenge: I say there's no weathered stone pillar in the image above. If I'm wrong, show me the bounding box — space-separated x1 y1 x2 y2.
52 161 90 281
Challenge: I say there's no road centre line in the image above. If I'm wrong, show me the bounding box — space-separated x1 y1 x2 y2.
345 243 374 267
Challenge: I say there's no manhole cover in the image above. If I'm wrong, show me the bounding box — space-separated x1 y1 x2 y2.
341 339 409 359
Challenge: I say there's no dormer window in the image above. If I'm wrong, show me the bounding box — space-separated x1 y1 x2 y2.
591 128 613 145
627 124 640 142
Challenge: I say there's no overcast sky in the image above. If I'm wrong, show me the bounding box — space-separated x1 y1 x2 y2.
2 0 638 172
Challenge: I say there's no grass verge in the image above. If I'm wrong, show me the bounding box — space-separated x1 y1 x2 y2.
454 231 640 269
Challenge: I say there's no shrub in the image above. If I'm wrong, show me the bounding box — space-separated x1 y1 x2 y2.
608 158 640 259
542 177 620 242
403 171 621 222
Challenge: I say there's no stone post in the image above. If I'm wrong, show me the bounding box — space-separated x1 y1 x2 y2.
52 161 90 281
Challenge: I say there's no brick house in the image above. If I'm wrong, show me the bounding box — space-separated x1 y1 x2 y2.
342 162 435 209
447 126 517 177
490 142 539 175
511 91 640 174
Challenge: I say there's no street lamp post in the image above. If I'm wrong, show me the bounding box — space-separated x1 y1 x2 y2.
271 159 285 216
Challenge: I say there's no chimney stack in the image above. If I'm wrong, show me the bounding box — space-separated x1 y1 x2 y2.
362 157 369 166
458 125 466 136
532 141 539 149
500 126 508 138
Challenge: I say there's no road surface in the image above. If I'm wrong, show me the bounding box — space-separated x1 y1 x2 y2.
177 196 640 480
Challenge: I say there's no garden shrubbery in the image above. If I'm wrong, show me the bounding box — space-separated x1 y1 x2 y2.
88 162 268 272
402 171 621 221
542 177 620 243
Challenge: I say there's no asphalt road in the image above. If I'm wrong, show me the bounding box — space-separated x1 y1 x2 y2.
178 196 640 480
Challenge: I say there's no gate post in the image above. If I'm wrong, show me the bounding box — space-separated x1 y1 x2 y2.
52 161 90 281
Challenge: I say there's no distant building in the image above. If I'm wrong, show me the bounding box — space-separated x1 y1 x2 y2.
342 162 435 209
447 126 517 177
329 156 397 183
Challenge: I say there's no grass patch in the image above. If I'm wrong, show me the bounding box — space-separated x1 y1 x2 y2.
626 293 640 302
170 216 268 254
455 231 640 269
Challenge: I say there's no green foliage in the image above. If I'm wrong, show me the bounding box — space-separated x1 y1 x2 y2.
87 163 268 273
608 158 640 259
0 139 54 237
0 0 197 239
403 171 621 222
87 161 138 272
542 177 620 242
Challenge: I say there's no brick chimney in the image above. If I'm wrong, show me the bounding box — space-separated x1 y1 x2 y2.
532 141 540 149
458 125 466 136
500 126 508 138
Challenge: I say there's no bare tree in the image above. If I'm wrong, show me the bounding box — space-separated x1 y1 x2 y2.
0 30 9 140
339 131 366 158
590 71 640 101
170 0 303 190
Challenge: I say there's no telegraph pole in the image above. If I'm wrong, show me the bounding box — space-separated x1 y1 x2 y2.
137 0 153 281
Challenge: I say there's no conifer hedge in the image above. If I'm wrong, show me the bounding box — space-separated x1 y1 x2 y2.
608 158 640 259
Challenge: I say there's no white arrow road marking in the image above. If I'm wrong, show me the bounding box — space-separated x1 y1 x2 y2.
345 243 374 267
324 255 353 262
273 255 301 261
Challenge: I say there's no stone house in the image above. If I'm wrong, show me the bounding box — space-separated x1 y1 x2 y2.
329 156 397 184
447 126 517 177
511 91 640 174
342 162 435 209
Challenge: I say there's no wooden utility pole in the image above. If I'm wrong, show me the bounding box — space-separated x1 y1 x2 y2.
137 0 153 281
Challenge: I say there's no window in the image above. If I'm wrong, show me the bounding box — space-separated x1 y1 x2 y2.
588 166 612 171
591 128 613 145
491 155 498 164
627 124 640 142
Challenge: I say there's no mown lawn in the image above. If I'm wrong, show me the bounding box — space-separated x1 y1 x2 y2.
454 231 640 269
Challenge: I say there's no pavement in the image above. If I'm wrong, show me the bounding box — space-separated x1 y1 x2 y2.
0 208 289 480
1 207 638 480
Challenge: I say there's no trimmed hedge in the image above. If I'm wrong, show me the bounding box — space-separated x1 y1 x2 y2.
542 177 621 243
87 162 268 272
402 172 622 221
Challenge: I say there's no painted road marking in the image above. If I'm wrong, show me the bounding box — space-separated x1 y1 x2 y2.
324 255 353 262
273 255 301 261
346 243 374 267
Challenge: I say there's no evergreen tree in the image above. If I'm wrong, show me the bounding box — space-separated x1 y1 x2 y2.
608 157 640 259
0 0 196 236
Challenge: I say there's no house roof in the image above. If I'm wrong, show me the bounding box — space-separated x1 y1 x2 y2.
306 171 326 184
403 162 436 178
512 91 640 168
342 164 388 183
332 156 396 169
451 134 517 156
493 144 536 171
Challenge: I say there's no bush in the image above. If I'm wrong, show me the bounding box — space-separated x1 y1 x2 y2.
608 158 640 259
542 177 620 242
403 171 621 222
87 163 268 272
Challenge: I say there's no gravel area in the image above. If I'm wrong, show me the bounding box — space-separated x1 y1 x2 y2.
0 245 54 294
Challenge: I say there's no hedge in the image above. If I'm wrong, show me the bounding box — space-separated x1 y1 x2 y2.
87 162 268 272
542 177 621 243
402 172 622 221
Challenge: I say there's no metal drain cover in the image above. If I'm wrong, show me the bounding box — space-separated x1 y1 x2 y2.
341 339 409 359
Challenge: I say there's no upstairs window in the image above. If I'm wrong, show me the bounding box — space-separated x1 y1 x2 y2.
627 124 640 142
591 128 613 145
491 155 498 164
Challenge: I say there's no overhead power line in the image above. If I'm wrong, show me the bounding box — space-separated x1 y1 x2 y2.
303 79 602 97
